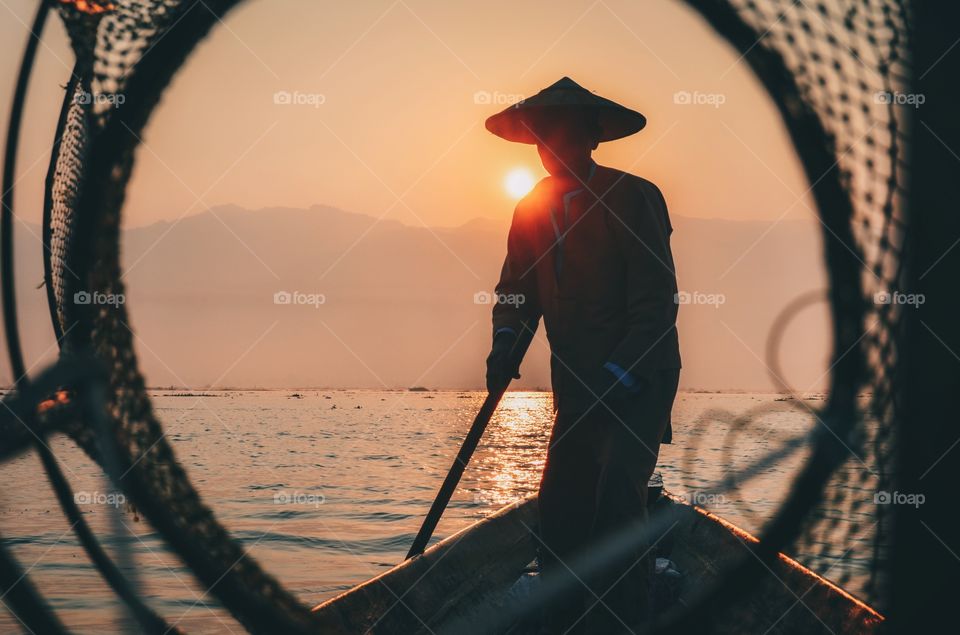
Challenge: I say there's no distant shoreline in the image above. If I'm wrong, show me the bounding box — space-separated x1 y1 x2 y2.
0 386 852 397
137 387 840 396
0 387 865 398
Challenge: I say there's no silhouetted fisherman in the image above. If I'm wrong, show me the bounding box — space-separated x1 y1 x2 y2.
484 77 681 634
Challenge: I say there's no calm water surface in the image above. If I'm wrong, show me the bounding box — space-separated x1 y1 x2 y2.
0 390 875 633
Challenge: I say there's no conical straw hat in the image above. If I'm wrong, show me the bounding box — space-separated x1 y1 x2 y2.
485 77 646 144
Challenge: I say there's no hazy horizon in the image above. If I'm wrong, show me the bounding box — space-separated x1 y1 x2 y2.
116 199 825 231
2 201 829 392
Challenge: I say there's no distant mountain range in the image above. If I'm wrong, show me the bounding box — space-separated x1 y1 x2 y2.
4 204 830 391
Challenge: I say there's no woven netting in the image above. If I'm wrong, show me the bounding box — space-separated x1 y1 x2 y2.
682 0 911 611
42 1 334 633
47 0 193 339
30 0 911 630
44 78 89 342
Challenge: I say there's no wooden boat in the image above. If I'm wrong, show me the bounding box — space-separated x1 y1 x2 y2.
312 489 883 634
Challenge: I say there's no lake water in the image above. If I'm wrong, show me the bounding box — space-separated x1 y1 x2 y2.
0 390 877 633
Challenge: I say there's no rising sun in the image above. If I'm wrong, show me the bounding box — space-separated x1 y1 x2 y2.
504 167 536 199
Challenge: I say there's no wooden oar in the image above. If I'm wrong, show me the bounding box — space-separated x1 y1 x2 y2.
405 387 506 559
406 324 535 559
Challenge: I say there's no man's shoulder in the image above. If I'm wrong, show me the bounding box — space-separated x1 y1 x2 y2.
595 165 663 199
513 177 554 216
595 167 672 234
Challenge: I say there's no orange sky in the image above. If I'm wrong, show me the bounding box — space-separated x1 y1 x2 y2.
1 0 815 229
0 0 832 391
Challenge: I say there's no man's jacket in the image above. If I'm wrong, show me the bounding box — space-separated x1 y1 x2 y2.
492 164 681 414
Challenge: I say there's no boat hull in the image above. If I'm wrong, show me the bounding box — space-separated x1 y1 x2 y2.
311 493 882 633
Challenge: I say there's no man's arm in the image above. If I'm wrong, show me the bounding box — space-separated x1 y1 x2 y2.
492 205 542 339
486 206 542 391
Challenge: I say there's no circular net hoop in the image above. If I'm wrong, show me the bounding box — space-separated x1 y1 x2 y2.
2 0 915 631
38 1 327 632
682 0 911 609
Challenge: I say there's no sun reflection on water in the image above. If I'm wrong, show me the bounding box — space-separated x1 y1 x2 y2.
464 391 554 511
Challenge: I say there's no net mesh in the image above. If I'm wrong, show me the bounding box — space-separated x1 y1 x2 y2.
39 1 322 632
45 78 90 341
680 0 911 608
6 0 914 630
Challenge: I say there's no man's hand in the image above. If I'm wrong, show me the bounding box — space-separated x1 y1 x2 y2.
579 364 646 414
486 330 523 392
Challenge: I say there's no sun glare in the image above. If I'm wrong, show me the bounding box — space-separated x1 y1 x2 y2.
504 167 536 199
